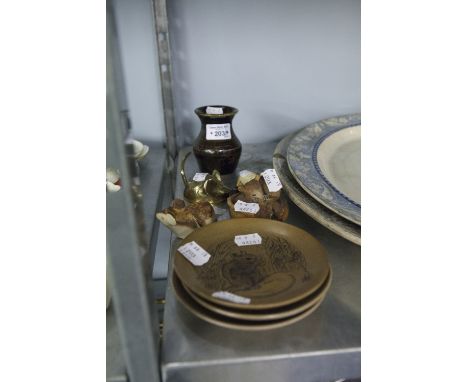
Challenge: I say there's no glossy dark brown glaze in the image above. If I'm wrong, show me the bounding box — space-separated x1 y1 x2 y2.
193 105 242 174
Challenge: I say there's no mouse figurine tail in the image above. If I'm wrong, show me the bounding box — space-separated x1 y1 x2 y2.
180 152 191 188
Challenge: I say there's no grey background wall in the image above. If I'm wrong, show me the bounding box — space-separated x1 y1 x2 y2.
114 0 360 145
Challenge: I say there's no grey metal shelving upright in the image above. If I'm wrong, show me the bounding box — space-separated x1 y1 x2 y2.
106 3 161 381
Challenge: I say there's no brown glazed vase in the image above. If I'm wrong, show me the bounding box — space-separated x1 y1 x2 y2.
193 105 242 174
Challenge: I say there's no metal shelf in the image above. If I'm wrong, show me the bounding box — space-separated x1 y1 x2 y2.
106 4 161 381
106 304 128 382
106 142 166 382
138 142 167 239
158 143 361 382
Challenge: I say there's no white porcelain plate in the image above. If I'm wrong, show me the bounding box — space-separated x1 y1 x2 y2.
287 114 361 225
316 125 361 205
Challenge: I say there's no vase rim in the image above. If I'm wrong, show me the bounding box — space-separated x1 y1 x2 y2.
195 105 238 118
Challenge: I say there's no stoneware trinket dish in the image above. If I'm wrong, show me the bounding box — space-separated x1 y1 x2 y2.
174 218 330 311
172 271 328 331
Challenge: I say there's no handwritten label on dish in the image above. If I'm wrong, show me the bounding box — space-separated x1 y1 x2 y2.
234 233 262 246
261 169 283 192
212 291 251 304
193 172 208 181
234 200 260 214
177 241 211 266
206 106 223 114
206 123 231 140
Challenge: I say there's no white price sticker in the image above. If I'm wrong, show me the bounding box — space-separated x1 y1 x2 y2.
177 241 211 266
234 233 262 246
212 291 251 305
206 123 231 140
261 169 283 192
206 106 223 114
234 200 260 214
193 172 208 181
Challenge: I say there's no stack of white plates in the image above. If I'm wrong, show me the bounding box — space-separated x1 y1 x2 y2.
273 114 361 245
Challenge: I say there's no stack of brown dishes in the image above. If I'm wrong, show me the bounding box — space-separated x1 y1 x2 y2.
172 218 331 331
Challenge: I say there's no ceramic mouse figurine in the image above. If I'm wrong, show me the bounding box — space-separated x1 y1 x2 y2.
156 198 217 239
180 152 231 205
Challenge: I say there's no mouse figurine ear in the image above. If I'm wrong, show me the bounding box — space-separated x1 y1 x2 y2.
203 172 231 203
211 169 222 182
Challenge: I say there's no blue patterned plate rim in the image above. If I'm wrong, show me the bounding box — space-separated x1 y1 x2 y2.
287 114 361 225
312 124 361 208
273 134 360 245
